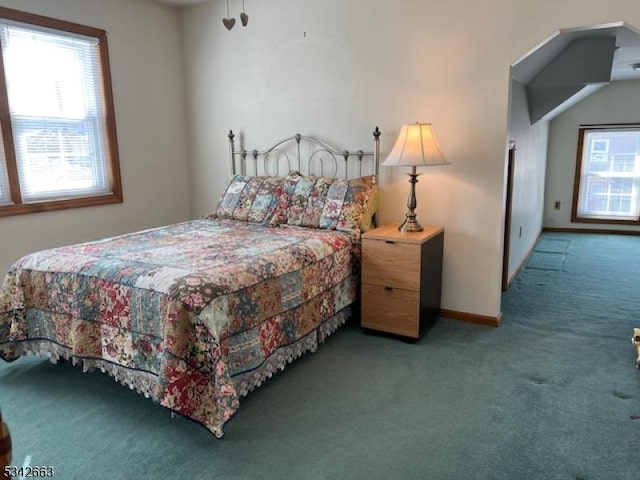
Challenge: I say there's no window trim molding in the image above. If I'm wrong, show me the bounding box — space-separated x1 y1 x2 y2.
0 6 122 218
571 124 640 226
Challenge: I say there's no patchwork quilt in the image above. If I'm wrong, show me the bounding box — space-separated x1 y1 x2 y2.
0 219 359 437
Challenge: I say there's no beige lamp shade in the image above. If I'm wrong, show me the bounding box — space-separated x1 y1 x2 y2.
382 122 449 232
382 123 448 167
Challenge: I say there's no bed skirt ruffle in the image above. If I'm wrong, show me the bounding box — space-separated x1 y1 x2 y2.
0 307 351 437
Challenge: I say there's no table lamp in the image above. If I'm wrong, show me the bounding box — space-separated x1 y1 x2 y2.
382 123 449 232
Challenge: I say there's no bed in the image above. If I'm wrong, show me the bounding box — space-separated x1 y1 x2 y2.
0 128 381 438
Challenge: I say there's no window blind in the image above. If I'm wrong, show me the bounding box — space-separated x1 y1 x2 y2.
0 125 10 206
0 20 111 202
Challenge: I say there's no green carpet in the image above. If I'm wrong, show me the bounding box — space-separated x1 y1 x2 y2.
1 232 639 479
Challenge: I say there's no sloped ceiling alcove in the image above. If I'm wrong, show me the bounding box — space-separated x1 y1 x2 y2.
511 22 640 124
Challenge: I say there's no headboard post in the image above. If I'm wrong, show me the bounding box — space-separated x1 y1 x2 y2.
295 133 302 169
373 126 381 178
356 150 364 178
228 130 236 175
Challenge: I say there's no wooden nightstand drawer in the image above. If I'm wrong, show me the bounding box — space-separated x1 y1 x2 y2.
360 223 444 340
362 239 421 291
361 284 419 337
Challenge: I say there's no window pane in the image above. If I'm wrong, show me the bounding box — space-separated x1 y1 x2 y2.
1 23 97 119
0 19 113 203
14 120 110 201
576 129 640 221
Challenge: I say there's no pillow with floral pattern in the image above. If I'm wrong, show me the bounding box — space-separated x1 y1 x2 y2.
264 170 303 226
360 184 380 232
213 175 284 224
335 175 378 233
276 174 377 233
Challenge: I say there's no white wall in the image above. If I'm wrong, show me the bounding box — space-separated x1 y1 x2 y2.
0 0 191 275
545 79 640 231
506 79 549 283
180 0 640 319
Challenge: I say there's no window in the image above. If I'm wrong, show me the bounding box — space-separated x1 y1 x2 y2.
572 126 640 224
0 7 121 217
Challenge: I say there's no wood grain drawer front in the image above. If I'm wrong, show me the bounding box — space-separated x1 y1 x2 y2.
362 239 421 291
361 284 419 338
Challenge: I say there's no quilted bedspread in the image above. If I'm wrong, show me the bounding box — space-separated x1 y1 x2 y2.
0 219 359 437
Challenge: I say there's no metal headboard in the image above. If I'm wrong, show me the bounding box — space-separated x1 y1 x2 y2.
228 128 381 179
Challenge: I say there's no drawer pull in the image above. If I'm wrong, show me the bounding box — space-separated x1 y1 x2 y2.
384 286 393 291
385 240 395 244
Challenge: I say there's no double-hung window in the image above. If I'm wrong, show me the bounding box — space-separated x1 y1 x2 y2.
572 125 640 224
0 7 122 217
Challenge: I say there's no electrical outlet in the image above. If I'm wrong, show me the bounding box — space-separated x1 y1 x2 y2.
553 200 561 210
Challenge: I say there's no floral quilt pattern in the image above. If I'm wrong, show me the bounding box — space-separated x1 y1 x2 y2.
0 219 359 437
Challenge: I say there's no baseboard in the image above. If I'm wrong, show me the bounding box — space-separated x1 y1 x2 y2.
543 227 640 236
439 309 502 327
504 242 533 291
504 228 543 292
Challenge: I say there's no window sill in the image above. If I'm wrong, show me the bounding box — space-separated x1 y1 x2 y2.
0 193 123 218
571 215 640 225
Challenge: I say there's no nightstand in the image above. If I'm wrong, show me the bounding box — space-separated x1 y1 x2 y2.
361 223 444 339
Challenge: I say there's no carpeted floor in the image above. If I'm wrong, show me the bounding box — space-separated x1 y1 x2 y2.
1 232 639 479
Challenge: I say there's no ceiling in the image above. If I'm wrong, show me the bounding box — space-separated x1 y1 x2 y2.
512 22 640 83
511 22 640 122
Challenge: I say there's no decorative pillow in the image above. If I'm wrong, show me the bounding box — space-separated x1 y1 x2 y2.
272 174 377 233
360 183 380 232
335 175 377 233
264 170 303 226
213 175 284 223
289 175 334 228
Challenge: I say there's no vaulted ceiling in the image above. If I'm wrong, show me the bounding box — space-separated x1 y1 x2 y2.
511 22 640 123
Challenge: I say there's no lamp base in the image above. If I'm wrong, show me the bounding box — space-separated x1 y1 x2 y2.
398 167 423 232
398 216 423 232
